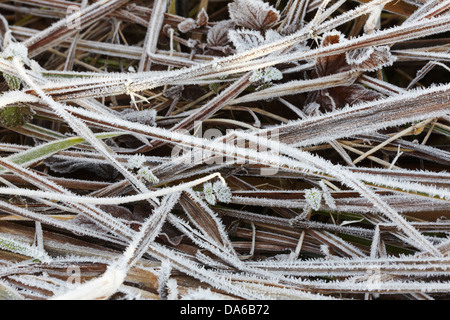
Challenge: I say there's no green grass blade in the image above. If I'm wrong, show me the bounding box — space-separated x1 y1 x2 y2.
1 131 125 172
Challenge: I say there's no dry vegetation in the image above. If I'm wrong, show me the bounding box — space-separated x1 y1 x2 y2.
0 0 449 300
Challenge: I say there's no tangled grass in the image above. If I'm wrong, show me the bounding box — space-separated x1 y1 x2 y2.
0 0 449 300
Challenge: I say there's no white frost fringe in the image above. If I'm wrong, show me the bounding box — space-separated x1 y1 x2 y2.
51 266 126 300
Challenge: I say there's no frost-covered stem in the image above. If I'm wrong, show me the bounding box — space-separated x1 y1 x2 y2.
359 74 406 95
235 131 442 256
354 132 450 166
0 199 124 245
308 0 331 31
117 192 180 270
166 214 319 290
220 207 375 237
168 214 243 269
232 72 355 104
388 145 403 169
406 0 450 22
249 221 256 258
287 278 450 294
182 188 236 251
314 0 347 26
0 280 24 300
350 170 450 201
314 229 366 258
33 221 44 253
146 243 267 299
60 100 450 202
23 0 132 57
370 225 381 259
393 50 450 63
280 0 309 30
0 172 226 205
10 25 207 65
55 97 450 203
64 0 88 71
157 260 172 300
247 256 450 277
138 0 168 72
12 57 158 205
0 174 76 217
215 15 450 81
23 13 449 102
293 228 307 260
268 83 450 147
407 56 450 90
0 157 134 239
352 118 435 164
24 0 397 101
51 193 179 300
170 72 253 133
0 234 51 262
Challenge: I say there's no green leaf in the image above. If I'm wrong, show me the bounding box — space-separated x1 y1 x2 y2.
3 73 21 90
209 82 220 94
0 105 34 128
0 235 51 262
1 131 125 173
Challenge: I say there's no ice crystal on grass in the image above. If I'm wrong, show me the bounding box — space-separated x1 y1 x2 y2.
127 154 147 170
0 235 51 262
120 109 157 126
157 260 172 299
319 180 337 210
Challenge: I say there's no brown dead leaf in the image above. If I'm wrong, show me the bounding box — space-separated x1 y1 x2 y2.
207 20 235 47
346 46 395 72
306 31 394 112
228 0 279 31
72 205 136 232
196 8 209 27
